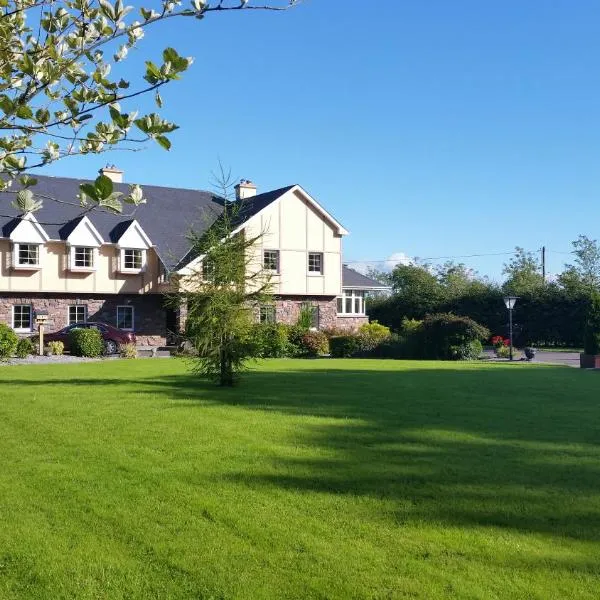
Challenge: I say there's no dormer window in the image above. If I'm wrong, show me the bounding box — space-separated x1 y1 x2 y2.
9 213 48 270
124 249 143 270
120 248 146 273
65 216 103 273
16 243 40 268
114 220 152 274
70 246 96 271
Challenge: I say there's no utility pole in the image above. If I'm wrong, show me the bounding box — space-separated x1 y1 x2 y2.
542 246 546 282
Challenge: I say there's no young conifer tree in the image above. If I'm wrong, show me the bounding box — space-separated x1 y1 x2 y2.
180 169 271 386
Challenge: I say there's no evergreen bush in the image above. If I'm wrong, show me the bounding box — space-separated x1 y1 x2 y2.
330 335 361 358
69 328 104 357
584 292 600 355
15 337 35 358
0 324 19 359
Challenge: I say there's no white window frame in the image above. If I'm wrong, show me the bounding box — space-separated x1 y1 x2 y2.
259 305 276 324
263 250 280 274
337 289 366 316
68 305 87 325
308 252 323 276
12 304 32 332
69 246 96 271
116 305 135 331
14 243 41 269
119 248 146 273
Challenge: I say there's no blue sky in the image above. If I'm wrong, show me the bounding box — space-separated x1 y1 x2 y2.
39 0 600 280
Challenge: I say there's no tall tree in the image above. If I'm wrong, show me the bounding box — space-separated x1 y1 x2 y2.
365 266 393 286
558 235 600 296
436 261 480 299
178 169 271 386
0 0 297 213
389 263 443 317
502 247 544 295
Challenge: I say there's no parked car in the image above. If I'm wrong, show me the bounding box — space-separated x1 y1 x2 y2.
37 322 136 355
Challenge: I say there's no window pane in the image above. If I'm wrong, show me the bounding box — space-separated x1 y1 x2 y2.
263 250 279 272
337 297 343 313
74 247 94 268
124 249 143 270
69 305 87 324
311 306 319 329
308 253 323 273
117 306 134 330
345 297 352 313
18 244 38 265
259 305 276 324
13 305 31 329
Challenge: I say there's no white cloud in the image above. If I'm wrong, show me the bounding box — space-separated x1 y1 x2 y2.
350 252 413 275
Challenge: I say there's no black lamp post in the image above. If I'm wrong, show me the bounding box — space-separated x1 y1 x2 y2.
503 296 518 361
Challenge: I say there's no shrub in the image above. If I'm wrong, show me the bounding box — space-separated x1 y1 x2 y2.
495 344 511 359
286 325 307 356
330 335 360 358
120 343 138 359
584 292 600 355
421 313 490 361
401 318 423 336
357 320 391 352
46 340 64 356
15 337 35 358
299 330 329 357
0 324 18 359
251 323 290 358
491 335 509 349
296 304 315 330
368 333 412 359
69 327 104 357
321 326 347 340
449 339 483 361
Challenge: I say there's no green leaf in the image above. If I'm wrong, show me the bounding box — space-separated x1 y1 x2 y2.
79 183 99 202
155 91 163 108
95 174 114 199
15 105 33 120
35 108 50 124
0 95 14 115
144 61 162 84
19 176 38 188
98 192 123 213
155 135 171 151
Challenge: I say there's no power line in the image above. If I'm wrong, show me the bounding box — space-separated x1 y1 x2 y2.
345 248 577 266
344 250 520 265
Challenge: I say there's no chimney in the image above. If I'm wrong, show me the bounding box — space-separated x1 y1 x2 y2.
234 179 257 200
99 164 124 183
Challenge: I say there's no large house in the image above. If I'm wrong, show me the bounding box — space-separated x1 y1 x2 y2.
0 167 387 344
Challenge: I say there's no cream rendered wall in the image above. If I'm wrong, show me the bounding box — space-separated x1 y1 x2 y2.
245 188 343 296
0 239 162 294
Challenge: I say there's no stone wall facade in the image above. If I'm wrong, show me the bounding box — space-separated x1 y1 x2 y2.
0 293 167 345
174 295 369 339
273 296 368 331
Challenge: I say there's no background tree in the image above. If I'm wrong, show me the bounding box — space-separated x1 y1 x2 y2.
365 266 393 286
180 169 271 386
502 247 544 295
0 0 297 214
558 235 600 296
390 263 443 316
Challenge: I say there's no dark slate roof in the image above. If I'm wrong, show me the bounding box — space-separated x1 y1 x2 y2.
342 265 390 289
0 175 292 270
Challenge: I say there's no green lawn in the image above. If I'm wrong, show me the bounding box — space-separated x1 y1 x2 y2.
1 359 599 599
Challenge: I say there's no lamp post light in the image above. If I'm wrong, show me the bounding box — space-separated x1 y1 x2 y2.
503 296 519 361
